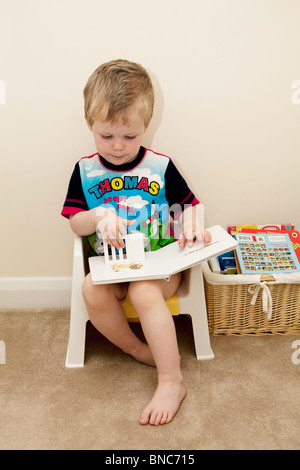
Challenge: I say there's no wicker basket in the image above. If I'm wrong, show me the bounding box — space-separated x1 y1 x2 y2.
202 261 300 336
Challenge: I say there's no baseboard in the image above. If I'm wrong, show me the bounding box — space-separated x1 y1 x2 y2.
0 277 72 309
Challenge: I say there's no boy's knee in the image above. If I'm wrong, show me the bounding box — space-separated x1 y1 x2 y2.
82 274 94 300
128 281 161 309
82 274 111 307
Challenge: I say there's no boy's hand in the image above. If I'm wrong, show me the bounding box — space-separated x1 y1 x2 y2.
178 229 211 248
178 205 211 248
96 208 135 249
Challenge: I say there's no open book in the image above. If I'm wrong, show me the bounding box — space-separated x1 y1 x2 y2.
89 224 238 284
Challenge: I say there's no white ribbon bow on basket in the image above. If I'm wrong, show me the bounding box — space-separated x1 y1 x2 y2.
248 282 273 320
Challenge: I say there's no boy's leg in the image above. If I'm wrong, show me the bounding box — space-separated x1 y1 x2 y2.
128 273 186 426
82 273 155 366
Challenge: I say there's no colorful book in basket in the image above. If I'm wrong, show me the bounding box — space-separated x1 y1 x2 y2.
89 225 238 284
239 228 300 263
232 230 300 275
227 223 294 234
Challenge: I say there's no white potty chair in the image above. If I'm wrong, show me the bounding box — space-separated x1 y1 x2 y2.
65 206 214 367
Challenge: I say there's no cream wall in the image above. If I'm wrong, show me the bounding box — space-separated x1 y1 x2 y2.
1 0 300 278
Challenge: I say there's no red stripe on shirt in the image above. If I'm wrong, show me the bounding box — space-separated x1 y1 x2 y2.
61 207 86 219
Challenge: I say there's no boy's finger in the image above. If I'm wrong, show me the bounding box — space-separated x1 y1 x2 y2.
106 236 125 249
178 233 186 248
204 230 212 243
194 230 204 242
117 218 136 236
120 218 136 226
184 228 195 247
115 238 126 249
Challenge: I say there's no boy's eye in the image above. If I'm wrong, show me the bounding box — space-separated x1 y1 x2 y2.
100 135 112 139
125 136 136 140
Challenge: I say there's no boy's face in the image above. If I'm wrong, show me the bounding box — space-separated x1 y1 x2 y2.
88 118 146 166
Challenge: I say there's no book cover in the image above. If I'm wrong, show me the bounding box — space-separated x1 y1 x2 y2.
89 224 238 284
227 223 294 234
239 229 300 263
232 231 300 275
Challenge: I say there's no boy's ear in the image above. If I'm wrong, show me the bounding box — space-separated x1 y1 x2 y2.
144 119 151 132
85 115 92 131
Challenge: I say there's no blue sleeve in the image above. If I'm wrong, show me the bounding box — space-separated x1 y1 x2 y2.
61 162 88 218
164 159 199 209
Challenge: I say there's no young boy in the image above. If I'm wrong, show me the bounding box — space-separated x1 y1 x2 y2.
61 59 211 426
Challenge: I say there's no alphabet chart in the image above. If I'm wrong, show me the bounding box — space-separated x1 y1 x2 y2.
232 232 300 274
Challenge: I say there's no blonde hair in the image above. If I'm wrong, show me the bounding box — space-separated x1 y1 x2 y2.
84 59 154 127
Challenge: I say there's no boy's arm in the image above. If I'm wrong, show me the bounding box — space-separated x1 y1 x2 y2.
69 208 99 236
178 205 211 248
69 207 135 249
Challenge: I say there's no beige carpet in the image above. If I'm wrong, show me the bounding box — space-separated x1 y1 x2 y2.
0 308 299 450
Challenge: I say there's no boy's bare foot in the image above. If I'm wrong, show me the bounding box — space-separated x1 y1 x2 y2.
139 376 186 425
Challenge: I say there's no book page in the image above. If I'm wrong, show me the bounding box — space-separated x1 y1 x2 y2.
89 225 238 284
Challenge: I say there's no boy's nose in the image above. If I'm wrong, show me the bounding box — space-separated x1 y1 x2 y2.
112 139 125 151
